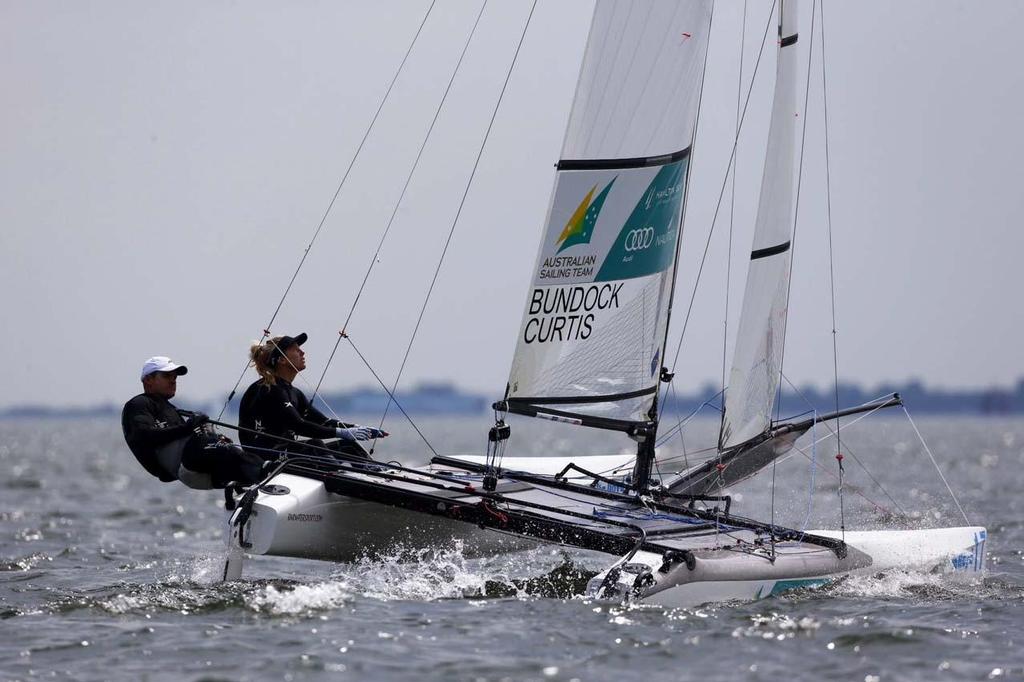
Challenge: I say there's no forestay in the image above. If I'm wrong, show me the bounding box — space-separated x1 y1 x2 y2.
503 0 713 430
720 0 800 450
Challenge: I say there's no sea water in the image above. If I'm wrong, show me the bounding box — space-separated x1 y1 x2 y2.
1 415 1021 681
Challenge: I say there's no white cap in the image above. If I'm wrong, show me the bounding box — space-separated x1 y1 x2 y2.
140 356 189 380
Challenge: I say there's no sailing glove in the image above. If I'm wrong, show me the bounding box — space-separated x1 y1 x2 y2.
186 413 210 429
336 425 388 441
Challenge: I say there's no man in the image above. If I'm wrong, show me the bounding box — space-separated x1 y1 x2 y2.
122 356 264 488
239 333 387 458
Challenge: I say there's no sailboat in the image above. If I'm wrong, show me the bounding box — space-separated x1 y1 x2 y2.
222 0 986 606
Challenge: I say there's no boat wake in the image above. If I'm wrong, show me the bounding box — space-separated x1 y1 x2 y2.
188 543 597 616
782 567 999 603
317 542 598 605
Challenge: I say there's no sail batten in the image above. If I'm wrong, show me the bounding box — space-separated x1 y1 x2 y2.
720 0 801 450
504 0 713 429
557 145 691 172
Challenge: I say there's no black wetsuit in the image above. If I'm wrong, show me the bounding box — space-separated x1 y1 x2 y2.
121 393 196 482
238 378 359 456
121 393 263 487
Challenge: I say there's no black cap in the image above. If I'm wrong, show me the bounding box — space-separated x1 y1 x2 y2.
269 333 308 364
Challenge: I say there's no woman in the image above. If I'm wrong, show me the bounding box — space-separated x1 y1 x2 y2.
238 333 387 458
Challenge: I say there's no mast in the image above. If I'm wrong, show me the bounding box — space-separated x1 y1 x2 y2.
632 66 709 492
499 2 714 470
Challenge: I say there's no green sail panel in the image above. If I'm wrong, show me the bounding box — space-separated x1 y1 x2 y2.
596 161 685 282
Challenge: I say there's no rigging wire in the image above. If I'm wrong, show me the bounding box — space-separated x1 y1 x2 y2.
669 382 692 474
665 0 777 383
655 390 722 447
773 0 818 426
216 1 438 421
768 0 817 542
800 415 818 533
711 0 750 497
902 406 971 525
779 373 906 513
374 0 540 436
660 388 907 515
656 0 716 430
344 334 439 458
820 0 844 472
311 0 490 406
769 455 777 559
721 0 748 419
762 391 910 517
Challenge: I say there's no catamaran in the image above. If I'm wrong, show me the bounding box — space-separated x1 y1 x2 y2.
220 0 986 606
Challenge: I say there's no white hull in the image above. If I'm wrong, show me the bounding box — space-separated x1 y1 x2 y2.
591 527 987 607
237 454 633 562
227 460 986 607
241 472 537 562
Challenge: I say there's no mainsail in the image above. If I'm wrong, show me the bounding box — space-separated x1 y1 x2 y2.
504 0 713 431
720 0 800 450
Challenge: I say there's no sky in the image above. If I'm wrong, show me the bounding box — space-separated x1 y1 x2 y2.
2 0 1023 411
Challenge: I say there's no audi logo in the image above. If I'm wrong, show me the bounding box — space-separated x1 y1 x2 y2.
624 227 655 251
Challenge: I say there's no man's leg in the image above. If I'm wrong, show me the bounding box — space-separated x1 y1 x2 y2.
182 439 265 487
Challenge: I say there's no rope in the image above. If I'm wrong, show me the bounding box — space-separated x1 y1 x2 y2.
208 418 370 463
902 406 971 525
815 6 847 536
669 383 691 474
800 413 818 534
312 0 490 405
216 1 438 420
375 0 539 435
655 390 723 446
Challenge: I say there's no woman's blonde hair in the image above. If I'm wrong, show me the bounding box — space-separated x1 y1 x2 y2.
249 336 282 386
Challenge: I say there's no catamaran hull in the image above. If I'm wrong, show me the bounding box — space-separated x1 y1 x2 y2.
237 454 635 562
589 527 988 608
228 463 986 609
239 472 535 562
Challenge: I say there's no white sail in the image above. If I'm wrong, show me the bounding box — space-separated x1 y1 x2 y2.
504 0 713 429
720 0 800 449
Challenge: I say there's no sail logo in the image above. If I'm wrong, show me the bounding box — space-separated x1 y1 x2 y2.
624 227 654 252
596 160 686 282
555 178 616 253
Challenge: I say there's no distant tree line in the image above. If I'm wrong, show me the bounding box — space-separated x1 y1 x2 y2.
4 379 1024 419
661 379 1024 418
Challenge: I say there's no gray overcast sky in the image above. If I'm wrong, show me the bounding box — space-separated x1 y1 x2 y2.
2 0 1023 410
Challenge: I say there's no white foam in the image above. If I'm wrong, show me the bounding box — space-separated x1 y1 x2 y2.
252 581 354 614
339 540 495 602
825 568 985 600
